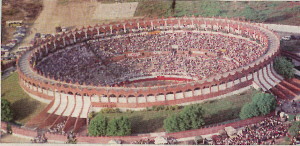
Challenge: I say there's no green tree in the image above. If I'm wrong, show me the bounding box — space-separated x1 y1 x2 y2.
180 105 205 130
252 92 276 115
239 103 260 120
273 57 295 79
164 114 182 132
289 121 300 137
1 99 13 122
88 115 108 136
107 116 131 136
164 104 205 133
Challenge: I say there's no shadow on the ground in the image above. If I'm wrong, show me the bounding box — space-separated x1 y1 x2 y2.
130 115 165 134
204 107 241 126
11 98 39 121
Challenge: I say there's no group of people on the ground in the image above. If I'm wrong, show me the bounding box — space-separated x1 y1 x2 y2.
31 133 47 143
213 116 289 145
35 31 266 86
48 120 67 135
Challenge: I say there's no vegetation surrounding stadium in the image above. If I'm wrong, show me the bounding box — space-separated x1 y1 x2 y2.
135 1 300 25
89 88 257 134
274 56 295 79
1 72 46 124
88 115 131 136
239 92 276 120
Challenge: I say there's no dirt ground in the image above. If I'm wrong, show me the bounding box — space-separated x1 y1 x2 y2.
22 0 140 45
0 133 31 143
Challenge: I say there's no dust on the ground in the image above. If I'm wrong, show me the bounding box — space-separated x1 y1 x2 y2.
21 0 141 46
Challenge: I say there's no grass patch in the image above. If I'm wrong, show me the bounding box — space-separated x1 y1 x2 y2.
1 72 47 125
97 88 257 134
134 1 299 25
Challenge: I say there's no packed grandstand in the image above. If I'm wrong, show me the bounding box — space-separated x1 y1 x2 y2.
34 32 266 86
15 17 298 144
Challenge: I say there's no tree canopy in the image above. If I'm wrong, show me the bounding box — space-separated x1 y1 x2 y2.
1 99 13 122
88 115 108 136
273 57 295 79
106 116 131 136
164 104 205 133
252 92 276 115
239 92 276 120
239 103 260 120
88 115 131 136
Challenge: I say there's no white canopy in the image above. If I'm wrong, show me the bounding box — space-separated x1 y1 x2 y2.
225 126 237 137
108 139 121 144
154 136 168 144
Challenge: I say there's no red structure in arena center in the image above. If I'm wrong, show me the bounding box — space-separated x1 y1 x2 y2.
18 16 282 132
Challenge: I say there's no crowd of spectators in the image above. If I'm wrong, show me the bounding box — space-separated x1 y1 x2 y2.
48 120 67 134
31 133 48 143
35 32 266 86
213 116 289 145
131 138 155 144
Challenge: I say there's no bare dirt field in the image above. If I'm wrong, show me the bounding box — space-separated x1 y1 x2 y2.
22 0 140 45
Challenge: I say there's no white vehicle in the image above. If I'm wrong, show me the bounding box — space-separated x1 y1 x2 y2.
281 36 291 41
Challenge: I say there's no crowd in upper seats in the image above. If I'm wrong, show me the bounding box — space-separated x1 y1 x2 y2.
35 32 266 86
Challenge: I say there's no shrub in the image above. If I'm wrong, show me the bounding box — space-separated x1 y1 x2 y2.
252 93 276 115
274 57 295 79
88 115 108 136
101 108 121 114
164 104 205 133
239 103 260 120
107 116 131 136
239 92 276 119
288 121 300 137
1 99 13 122
180 105 205 129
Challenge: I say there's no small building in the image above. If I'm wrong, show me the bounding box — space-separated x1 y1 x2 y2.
6 20 23 27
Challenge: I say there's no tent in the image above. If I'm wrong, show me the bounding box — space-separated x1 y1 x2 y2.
154 136 168 145
225 126 237 137
108 139 122 144
194 136 203 144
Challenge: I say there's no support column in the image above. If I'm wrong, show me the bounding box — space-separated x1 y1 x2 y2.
97 28 100 35
137 22 140 30
63 37 66 46
45 45 48 54
110 25 113 34
123 24 126 33
85 30 88 39
73 34 76 43
45 45 48 53
151 21 154 30
53 41 56 49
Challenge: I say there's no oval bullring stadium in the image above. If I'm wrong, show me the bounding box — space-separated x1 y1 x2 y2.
2 1 300 145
